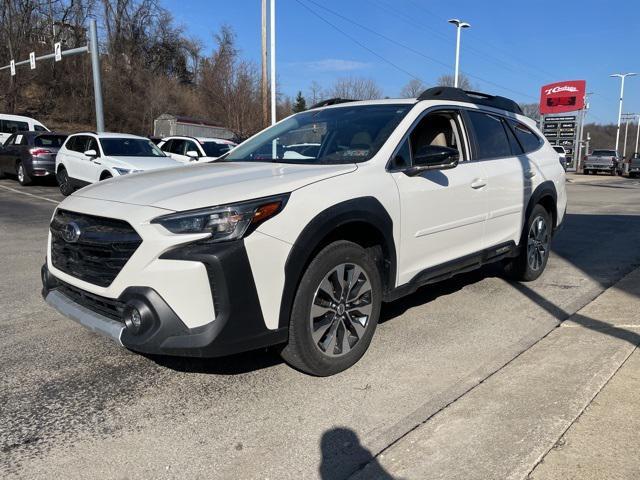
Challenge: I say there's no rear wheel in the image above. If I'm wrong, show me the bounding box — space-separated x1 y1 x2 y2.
17 161 32 186
280 241 382 376
503 204 552 282
57 167 74 196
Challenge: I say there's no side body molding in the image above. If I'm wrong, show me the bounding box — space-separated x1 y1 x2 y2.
278 197 396 329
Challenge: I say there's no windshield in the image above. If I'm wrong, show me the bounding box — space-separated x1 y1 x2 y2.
100 138 166 157
592 150 616 156
201 142 234 157
35 134 66 148
223 104 412 164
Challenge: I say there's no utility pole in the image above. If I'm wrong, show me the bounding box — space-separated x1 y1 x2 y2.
610 73 637 154
448 19 470 88
270 0 276 125
261 0 268 128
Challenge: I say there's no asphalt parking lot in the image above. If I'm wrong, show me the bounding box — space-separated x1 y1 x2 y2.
1 174 640 479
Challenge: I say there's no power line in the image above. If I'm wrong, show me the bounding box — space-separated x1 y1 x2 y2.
293 0 424 82
299 0 538 101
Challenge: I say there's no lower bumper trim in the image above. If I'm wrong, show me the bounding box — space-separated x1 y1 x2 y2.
46 290 124 345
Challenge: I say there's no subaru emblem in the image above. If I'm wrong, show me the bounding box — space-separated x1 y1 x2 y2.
62 222 81 243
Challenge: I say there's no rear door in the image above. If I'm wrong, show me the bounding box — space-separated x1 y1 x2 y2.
0 134 17 173
63 135 89 182
465 110 537 247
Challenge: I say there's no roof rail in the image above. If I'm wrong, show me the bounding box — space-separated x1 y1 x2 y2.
309 98 357 109
73 131 97 135
417 86 523 114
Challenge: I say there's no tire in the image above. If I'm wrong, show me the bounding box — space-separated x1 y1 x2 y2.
611 169 617 176
16 161 32 186
57 167 74 196
503 204 552 282
280 240 382 376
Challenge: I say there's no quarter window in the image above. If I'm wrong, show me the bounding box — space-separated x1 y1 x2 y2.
467 111 512 159
509 120 542 153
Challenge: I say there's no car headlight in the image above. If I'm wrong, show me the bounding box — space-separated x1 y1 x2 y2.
114 167 142 175
151 194 289 242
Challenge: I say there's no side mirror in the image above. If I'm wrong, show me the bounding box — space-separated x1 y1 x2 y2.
405 145 459 176
84 149 98 158
186 150 199 159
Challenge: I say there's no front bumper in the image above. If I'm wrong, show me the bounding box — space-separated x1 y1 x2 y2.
42 238 288 357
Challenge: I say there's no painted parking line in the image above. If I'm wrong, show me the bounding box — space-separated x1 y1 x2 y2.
0 184 59 204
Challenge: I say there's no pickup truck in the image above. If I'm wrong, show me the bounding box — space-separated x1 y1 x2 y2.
583 149 622 175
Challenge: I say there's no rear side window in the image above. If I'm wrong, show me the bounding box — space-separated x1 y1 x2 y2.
1 119 29 134
509 120 542 153
466 111 512 159
35 135 67 148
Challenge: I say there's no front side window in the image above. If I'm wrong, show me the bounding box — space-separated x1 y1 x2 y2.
223 104 412 165
99 138 166 157
467 111 512 159
86 137 100 155
69 135 89 153
389 110 466 169
168 139 188 155
201 142 233 157
185 140 200 156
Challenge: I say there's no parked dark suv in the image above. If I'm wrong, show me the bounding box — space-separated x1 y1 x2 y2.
0 131 67 185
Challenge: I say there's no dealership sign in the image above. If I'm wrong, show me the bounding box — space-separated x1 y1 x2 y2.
539 80 586 115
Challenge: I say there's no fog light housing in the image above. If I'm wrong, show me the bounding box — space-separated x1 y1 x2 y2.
123 307 142 333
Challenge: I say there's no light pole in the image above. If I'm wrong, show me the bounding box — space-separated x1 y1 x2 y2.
576 91 593 172
270 0 276 125
635 114 640 158
448 18 470 88
610 73 637 154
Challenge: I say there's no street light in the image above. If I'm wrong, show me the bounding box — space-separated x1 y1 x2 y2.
610 73 637 154
448 18 471 88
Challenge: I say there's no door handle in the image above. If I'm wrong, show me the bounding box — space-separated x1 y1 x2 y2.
470 178 487 189
93 161 102 165
525 170 536 179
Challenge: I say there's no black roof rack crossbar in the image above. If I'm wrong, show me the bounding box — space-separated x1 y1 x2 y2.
309 98 357 109
417 86 522 114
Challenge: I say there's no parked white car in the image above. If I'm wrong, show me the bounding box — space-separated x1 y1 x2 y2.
158 136 236 162
42 87 567 376
55 132 180 195
0 114 48 144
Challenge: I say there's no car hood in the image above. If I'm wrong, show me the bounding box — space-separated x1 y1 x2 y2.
73 161 357 211
106 155 180 170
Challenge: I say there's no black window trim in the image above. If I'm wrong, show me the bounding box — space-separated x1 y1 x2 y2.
386 105 471 172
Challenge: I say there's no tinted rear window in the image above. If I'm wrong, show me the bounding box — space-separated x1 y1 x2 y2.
35 135 67 148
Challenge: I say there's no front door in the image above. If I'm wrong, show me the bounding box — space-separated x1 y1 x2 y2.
391 109 489 285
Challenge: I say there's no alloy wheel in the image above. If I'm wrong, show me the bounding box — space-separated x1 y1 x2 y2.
309 263 373 357
17 163 24 183
527 215 550 271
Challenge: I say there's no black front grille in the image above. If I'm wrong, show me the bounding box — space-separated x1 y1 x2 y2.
50 209 142 287
57 281 126 322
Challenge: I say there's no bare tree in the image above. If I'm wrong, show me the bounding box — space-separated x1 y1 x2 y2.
520 103 540 120
329 77 382 100
399 78 427 98
308 80 323 105
437 73 473 90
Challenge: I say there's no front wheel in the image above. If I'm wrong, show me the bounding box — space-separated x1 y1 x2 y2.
503 204 552 282
280 241 382 376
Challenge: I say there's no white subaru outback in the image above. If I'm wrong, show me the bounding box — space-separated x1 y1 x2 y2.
42 87 567 376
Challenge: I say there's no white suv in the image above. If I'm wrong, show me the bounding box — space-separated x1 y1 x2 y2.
42 87 567 376
158 136 236 163
55 132 180 195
